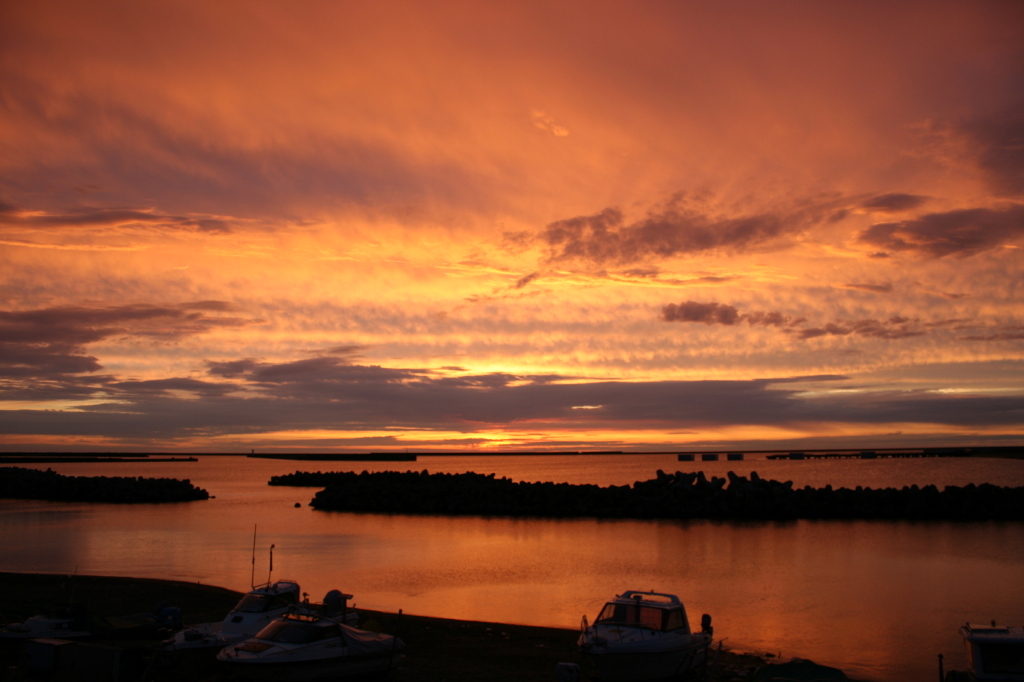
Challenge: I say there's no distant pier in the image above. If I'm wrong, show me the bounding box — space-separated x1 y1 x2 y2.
247 452 418 462
679 446 1022 461
0 454 197 463
765 448 972 460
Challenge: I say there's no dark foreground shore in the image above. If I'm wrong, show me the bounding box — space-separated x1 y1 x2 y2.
0 572 789 682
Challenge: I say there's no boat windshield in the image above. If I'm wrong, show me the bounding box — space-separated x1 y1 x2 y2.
257 620 343 644
596 603 687 632
234 591 296 614
980 643 1024 675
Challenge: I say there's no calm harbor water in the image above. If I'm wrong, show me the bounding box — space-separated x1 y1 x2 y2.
2 454 1023 681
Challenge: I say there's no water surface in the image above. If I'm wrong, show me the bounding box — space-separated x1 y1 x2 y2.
2 454 1023 682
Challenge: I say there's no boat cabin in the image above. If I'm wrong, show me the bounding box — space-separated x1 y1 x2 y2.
232 581 300 614
959 623 1024 681
595 591 691 633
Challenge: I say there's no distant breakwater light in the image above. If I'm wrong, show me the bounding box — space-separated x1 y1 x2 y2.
268 469 1024 521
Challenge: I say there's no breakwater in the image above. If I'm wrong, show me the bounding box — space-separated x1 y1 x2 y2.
0 467 209 503
270 469 1024 520
248 452 417 461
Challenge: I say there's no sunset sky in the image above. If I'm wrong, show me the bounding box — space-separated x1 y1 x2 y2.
2 1 1023 452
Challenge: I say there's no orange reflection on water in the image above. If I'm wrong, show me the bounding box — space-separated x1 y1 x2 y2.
2 456 1023 682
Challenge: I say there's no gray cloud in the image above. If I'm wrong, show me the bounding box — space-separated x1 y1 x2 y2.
0 202 234 234
3 368 1023 444
859 204 1024 258
960 332 1024 341
843 282 893 293
0 346 102 378
250 357 426 385
0 303 253 346
178 300 237 311
541 194 842 266
959 325 1024 341
207 359 262 378
0 303 258 391
662 301 797 328
514 272 541 289
0 74 490 222
661 301 925 340
961 105 1024 197
798 317 924 340
861 193 929 213
663 301 740 325
323 345 369 357
743 311 800 327
110 378 233 396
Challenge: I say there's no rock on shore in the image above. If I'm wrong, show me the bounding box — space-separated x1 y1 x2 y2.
0 466 209 503
271 469 1024 520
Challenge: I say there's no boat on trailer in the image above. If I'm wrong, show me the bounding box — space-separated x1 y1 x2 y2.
1 604 94 640
217 611 404 681
160 580 304 654
160 581 358 655
1 602 181 640
579 590 713 681
945 622 1024 682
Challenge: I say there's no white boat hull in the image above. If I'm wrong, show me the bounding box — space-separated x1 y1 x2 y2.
218 613 403 682
579 591 713 682
587 639 709 681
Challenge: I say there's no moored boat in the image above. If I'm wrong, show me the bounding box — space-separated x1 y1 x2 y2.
160 580 359 656
1 602 181 640
0 604 93 639
579 590 712 681
160 580 303 654
945 622 1024 682
217 611 404 681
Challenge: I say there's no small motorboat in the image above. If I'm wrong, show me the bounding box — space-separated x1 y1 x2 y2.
160 580 358 655
0 604 93 639
1 602 181 640
579 590 713 681
217 611 404 681
944 622 1024 682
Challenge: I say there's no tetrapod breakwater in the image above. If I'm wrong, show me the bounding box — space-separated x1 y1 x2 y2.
269 469 1024 520
0 467 210 503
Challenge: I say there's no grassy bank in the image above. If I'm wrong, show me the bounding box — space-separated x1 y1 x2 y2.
0 572 777 681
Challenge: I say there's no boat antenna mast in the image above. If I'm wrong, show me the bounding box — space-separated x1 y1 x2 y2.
266 544 275 585
251 525 257 589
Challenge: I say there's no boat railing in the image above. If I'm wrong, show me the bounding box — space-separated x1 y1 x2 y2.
617 591 682 606
0 613 26 631
250 579 300 593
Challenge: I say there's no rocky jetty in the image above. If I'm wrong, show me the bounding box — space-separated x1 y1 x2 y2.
270 469 1024 520
0 467 209 503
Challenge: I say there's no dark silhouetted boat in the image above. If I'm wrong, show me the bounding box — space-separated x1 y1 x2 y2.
945 622 1024 682
217 611 403 681
578 590 712 681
